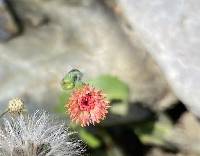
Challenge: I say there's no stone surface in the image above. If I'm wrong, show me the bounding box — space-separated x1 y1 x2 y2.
0 0 18 40
0 0 175 115
114 0 200 116
9 0 47 27
147 148 197 156
167 113 200 155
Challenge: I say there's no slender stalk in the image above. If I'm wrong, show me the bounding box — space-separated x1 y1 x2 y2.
0 109 8 118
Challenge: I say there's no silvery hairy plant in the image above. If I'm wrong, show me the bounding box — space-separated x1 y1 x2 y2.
0 110 85 156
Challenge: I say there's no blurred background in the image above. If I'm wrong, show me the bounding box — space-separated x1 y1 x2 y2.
1 0 200 155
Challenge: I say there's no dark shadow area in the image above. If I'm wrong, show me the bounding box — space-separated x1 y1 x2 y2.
107 125 145 156
165 101 187 123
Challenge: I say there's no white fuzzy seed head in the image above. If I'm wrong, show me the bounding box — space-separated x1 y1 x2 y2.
0 110 85 156
8 98 24 115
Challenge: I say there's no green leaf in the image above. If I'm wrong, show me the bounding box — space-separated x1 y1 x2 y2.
79 129 101 148
110 102 129 116
88 75 129 101
134 114 173 146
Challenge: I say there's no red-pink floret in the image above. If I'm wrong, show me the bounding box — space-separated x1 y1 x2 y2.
66 84 110 127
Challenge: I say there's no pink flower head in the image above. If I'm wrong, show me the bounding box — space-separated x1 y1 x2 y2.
66 84 110 127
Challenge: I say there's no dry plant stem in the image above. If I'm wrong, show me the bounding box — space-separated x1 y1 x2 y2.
0 109 8 118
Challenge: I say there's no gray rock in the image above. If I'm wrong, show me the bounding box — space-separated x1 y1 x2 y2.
9 0 47 27
0 0 18 40
115 0 200 116
167 113 200 155
0 0 175 118
147 147 197 156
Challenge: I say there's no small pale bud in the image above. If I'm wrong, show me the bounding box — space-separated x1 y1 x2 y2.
8 98 24 114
